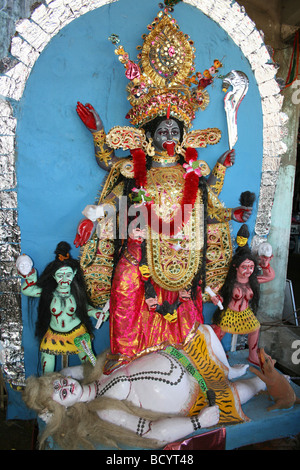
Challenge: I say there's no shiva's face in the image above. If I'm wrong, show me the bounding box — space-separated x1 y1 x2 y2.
151 119 181 153
52 377 82 407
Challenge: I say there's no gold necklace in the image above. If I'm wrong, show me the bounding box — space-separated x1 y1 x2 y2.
152 151 180 164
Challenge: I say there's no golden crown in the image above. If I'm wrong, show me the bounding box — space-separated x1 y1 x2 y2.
109 9 222 130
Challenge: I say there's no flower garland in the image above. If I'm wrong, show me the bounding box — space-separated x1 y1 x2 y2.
130 147 201 236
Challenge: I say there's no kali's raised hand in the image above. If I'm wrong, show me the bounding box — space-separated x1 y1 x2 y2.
76 102 102 132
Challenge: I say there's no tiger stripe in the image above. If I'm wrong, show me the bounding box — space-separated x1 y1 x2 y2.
184 330 249 424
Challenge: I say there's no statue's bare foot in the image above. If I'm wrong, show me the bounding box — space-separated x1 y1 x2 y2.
228 363 249 380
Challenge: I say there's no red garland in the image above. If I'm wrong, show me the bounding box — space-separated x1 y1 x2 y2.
130 147 200 236
184 147 198 162
130 148 147 188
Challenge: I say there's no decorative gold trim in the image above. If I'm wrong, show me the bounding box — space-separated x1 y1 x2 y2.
92 129 106 145
152 152 180 164
182 128 222 148
105 125 221 153
120 159 134 178
95 149 113 165
141 14 195 88
145 137 155 157
146 166 204 291
194 88 210 111
209 162 226 195
197 160 211 177
106 125 147 150
93 129 113 165
202 221 233 303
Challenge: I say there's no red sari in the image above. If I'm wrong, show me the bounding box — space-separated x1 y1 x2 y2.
109 237 203 365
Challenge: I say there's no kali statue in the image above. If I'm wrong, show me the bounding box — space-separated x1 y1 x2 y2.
16 242 108 373
73 10 255 372
23 324 267 450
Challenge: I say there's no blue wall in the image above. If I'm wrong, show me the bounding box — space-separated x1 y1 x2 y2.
16 0 263 382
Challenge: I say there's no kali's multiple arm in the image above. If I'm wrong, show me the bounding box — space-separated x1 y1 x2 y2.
76 102 119 171
75 103 254 246
207 195 253 225
74 194 119 248
207 150 254 224
207 149 235 195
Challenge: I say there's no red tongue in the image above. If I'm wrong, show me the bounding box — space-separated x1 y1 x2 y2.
163 141 175 156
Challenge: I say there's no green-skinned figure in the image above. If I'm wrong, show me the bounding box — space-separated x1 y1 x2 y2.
17 241 108 374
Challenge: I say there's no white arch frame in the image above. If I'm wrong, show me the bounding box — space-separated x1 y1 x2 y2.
0 0 287 387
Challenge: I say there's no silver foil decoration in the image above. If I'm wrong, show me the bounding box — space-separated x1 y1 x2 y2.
10 37 40 69
222 70 249 150
0 0 288 387
15 19 51 53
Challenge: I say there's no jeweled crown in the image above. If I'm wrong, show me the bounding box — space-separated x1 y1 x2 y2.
109 9 221 130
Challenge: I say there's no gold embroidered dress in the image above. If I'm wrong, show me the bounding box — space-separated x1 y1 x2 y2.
109 164 204 364
91 162 231 367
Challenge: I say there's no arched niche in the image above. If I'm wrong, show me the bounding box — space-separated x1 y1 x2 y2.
0 0 287 387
